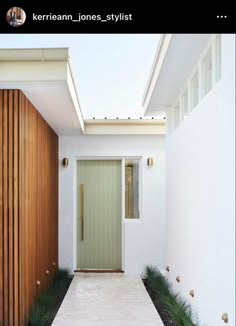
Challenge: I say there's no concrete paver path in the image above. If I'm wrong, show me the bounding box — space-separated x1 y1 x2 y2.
52 273 164 326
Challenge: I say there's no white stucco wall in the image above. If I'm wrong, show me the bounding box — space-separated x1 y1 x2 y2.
166 34 235 325
59 135 166 276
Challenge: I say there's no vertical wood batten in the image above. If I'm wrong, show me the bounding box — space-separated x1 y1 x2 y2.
3 90 9 324
8 90 14 325
19 90 26 325
0 90 3 323
13 89 19 326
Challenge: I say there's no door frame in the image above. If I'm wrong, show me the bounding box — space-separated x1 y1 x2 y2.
73 157 123 271
73 156 142 272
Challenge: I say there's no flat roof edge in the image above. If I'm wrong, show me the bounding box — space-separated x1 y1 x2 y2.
141 34 173 114
0 48 70 61
142 34 166 106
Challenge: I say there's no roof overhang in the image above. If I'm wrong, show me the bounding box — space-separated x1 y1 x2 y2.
0 48 84 135
142 34 211 115
0 48 166 135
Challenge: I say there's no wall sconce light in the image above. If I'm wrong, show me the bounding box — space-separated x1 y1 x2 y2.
147 158 153 166
62 158 69 167
176 276 180 283
221 313 228 323
166 266 170 272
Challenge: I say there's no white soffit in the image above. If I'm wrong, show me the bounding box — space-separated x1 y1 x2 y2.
0 48 84 135
143 34 211 115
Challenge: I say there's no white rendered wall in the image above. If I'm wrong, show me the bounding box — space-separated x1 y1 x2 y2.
59 135 166 276
166 34 235 325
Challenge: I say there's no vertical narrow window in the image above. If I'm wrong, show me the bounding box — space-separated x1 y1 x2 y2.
215 34 221 82
182 88 188 119
174 102 180 128
125 159 139 219
201 46 212 97
190 69 199 110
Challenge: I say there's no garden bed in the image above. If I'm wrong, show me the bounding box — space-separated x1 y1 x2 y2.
28 269 73 326
143 266 197 326
44 276 72 326
143 279 178 326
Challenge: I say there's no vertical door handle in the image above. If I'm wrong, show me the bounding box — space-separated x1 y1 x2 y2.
81 184 84 241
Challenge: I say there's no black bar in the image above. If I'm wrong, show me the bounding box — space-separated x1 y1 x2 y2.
0 1 235 33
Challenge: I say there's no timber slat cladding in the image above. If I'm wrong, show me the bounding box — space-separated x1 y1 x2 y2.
0 89 58 325
8 90 14 326
3 90 9 324
13 89 19 326
0 89 3 323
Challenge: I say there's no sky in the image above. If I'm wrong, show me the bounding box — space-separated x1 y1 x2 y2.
0 34 161 119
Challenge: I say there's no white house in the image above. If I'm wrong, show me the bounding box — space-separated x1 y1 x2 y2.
0 34 235 326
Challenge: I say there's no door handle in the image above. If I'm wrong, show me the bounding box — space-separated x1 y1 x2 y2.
81 184 84 241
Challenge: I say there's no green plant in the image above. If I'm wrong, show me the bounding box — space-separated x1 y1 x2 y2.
54 268 69 281
36 288 56 308
164 294 196 326
28 269 72 325
53 268 70 288
28 304 55 326
144 266 171 298
143 266 199 326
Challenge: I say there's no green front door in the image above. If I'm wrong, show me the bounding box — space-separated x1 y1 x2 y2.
77 160 122 269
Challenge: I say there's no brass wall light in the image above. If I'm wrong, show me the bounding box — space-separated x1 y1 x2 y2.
221 313 228 323
176 276 180 283
62 158 69 167
166 266 170 272
147 158 153 166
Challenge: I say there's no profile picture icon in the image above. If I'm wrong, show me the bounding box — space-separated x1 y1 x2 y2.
6 7 26 27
